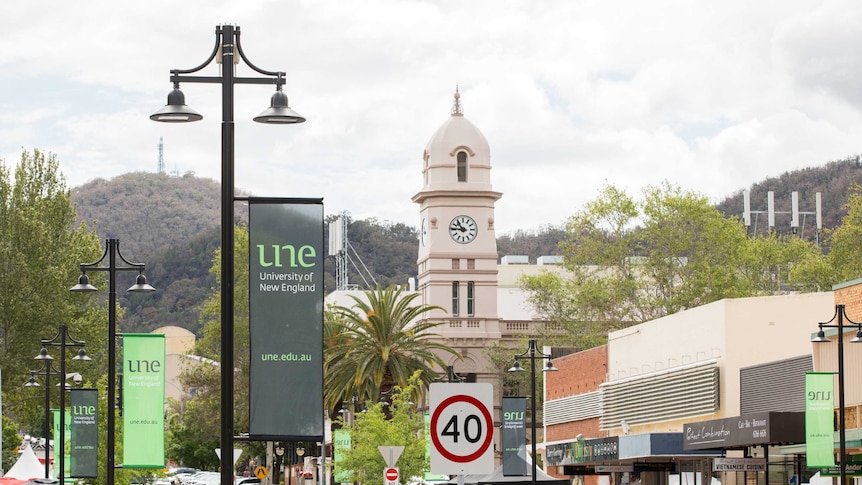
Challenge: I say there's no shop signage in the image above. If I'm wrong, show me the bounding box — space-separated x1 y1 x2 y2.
820 456 862 477
547 437 619 466
634 462 676 472
683 412 804 450
713 458 766 472
596 465 632 472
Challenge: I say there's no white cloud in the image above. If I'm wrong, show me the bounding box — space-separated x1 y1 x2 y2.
3 0 862 239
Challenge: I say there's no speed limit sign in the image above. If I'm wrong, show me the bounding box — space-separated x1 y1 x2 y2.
429 383 494 475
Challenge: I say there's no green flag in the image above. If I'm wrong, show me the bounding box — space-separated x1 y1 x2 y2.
806 372 836 467
52 409 72 478
122 334 165 468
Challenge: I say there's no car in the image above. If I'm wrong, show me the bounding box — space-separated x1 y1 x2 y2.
235 478 261 485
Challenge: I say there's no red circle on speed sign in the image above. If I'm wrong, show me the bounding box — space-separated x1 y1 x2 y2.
385 468 399 482
430 394 494 463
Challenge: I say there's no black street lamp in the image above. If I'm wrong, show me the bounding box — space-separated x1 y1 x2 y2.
25 324 91 483
151 24 305 485
508 340 557 485
811 304 862 485
70 239 155 485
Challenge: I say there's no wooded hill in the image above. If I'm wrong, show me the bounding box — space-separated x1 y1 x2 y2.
71 156 862 335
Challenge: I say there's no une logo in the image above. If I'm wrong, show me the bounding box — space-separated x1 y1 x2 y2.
72 405 96 415
127 359 161 373
257 244 316 268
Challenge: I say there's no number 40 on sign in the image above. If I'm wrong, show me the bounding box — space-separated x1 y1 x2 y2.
429 383 494 476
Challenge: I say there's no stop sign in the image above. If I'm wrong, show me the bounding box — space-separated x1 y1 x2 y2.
385 467 399 482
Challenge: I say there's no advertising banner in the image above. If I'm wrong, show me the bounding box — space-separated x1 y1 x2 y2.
52 409 71 478
333 429 351 483
122 333 165 468
249 199 324 440
70 388 98 477
502 397 527 476
805 372 836 468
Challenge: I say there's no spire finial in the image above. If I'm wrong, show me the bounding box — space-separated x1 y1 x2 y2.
451 85 463 116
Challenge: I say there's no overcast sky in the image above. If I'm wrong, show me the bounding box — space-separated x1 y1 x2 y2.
3 1 861 235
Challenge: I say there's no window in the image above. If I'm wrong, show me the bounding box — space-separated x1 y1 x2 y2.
467 259 475 270
452 259 460 270
457 151 467 182
452 281 459 316
467 281 475 316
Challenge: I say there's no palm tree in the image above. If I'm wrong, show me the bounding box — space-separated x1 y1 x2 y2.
324 285 461 411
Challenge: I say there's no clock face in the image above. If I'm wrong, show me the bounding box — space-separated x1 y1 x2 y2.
420 218 428 246
449 215 478 243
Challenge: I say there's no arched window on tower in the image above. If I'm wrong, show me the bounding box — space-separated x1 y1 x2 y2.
457 151 467 182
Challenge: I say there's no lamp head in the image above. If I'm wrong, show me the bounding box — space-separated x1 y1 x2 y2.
852 327 862 343
811 328 831 343
544 359 559 372
24 376 40 387
34 347 52 361
508 360 524 373
128 273 156 293
296 446 305 457
254 87 306 124
73 348 91 361
150 86 203 123
70 273 98 292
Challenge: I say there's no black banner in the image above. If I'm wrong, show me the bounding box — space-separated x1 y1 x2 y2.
249 199 324 440
502 397 527 476
70 389 98 478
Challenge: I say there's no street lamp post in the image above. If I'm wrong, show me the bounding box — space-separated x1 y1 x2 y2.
508 340 557 485
811 304 862 485
25 324 91 483
151 24 305 485
70 239 155 485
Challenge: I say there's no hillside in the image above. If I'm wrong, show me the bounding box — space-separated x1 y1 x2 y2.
70 158 862 335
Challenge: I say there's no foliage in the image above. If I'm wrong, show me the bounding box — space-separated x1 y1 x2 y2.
825 184 862 284
333 372 427 484
520 182 828 348
2 413 20 473
0 149 104 440
324 286 461 412
166 225 258 469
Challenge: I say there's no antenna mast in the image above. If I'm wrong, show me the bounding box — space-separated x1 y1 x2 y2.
158 137 165 173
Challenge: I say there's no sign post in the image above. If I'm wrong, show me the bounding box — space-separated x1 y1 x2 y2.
429 383 494 476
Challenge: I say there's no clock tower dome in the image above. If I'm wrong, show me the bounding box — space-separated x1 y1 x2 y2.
412 89 502 378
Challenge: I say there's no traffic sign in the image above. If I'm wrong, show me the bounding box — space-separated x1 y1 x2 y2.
385 467 400 484
255 466 268 479
429 383 494 475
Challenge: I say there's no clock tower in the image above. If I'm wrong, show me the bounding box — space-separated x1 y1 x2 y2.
412 89 502 379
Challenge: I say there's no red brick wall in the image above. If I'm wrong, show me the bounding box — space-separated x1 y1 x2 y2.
546 345 607 400
836 281 862 320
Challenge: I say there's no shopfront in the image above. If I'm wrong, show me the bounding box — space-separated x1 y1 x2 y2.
549 434 721 485
683 411 805 485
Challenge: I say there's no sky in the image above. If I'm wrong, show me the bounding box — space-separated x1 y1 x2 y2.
3 0 862 236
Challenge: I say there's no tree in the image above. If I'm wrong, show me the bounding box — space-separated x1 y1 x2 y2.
521 181 826 348
167 225 259 469
324 286 461 411
0 149 103 438
826 184 862 284
333 372 427 484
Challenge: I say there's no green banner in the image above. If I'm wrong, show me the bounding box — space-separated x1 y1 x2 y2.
806 372 836 467
333 429 351 483
249 199 324 440
122 334 165 468
52 409 71 478
70 388 98 477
